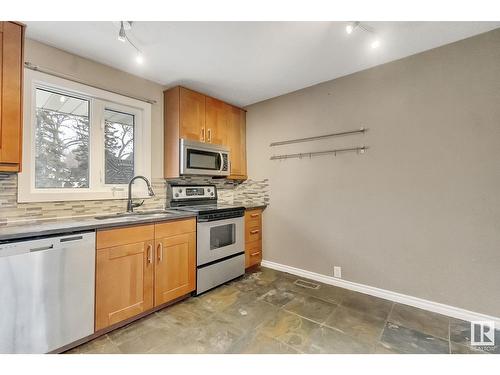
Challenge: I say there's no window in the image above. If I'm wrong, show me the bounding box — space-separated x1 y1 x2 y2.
104 109 135 184
35 88 90 189
19 69 151 202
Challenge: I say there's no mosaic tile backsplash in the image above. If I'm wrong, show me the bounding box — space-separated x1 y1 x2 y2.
0 173 269 226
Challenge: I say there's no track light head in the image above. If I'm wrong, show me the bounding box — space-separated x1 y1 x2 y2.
346 21 359 35
118 21 126 42
371 39 381 49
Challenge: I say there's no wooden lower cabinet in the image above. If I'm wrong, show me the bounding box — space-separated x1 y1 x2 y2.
95 240 154 331
154 231 196 306
245 208 264 269
95 218 196 331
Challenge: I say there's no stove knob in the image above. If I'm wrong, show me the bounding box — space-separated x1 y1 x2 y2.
175 193 179 197
210 192 214 196
178 189 183 193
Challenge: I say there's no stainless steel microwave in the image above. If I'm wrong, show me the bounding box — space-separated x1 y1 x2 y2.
180 139 230 176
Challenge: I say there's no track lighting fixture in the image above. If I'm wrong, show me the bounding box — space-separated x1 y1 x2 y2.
118 21 126 42
371 39 381 49
345 21 381 50
116 21 144 64
345 21 359 34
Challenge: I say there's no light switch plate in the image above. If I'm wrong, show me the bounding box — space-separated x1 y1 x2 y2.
333 266 342 278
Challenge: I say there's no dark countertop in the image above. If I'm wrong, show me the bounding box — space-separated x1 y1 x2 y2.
243 203 268 210
0 210 198 242
0 203 267 243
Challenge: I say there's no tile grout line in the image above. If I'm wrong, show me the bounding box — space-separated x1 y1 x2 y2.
375 301 396 352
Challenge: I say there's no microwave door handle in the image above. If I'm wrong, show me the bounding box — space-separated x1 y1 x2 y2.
219 152 224 172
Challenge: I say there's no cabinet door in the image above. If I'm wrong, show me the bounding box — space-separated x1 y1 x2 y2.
0 22 23 172
205 97 228 145
95 240 154 331
227 106 247 179
179 87 206 142
154 232 196 306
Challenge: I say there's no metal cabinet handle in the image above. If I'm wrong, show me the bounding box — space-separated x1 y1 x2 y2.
250 251 261 257
147 244 153 264
250 213 260 218
201 128 205 142
250 229 260 234
157 242 163 263
207 129 212 143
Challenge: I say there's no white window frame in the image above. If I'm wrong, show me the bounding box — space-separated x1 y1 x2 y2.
18 69 152 202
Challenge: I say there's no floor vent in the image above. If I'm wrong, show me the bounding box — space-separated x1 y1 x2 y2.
294 279 320 290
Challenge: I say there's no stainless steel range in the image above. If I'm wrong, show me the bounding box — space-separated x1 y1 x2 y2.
169 184 245 295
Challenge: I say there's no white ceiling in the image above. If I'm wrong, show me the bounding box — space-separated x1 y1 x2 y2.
25 22 500 107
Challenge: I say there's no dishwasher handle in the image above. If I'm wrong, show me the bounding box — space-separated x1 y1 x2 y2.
30 234 84 252
30 244 54 253
0 232 93 258
60 235 84 243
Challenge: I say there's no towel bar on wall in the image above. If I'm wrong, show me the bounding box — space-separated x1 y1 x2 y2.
269 127 366 147
270 146 367 160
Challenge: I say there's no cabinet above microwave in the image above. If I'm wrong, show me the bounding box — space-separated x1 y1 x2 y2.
163 86 247 180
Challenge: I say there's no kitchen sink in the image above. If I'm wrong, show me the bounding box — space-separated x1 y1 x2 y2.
94 210 180 220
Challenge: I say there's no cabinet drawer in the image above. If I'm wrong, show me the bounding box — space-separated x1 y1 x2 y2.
154 218 196 238
245 239 262 268
245 224 262 243
97 224 154 249
245 209 262 228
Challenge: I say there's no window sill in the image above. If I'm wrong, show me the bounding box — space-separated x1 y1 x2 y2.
17 188 151 203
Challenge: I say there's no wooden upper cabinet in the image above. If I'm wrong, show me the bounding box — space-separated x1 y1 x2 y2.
0 22 24 173
205 97 228 145
227 106 247 179
179 87 206 142
163 85 247 179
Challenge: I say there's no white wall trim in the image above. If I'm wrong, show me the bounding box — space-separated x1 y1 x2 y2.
261 260 500 325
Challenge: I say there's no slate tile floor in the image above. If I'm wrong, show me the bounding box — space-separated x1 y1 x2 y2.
67 267 498 354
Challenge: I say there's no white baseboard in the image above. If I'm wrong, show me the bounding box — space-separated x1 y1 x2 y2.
261 259 500 325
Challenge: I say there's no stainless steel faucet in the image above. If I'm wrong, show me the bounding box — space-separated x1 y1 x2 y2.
126 176 155 212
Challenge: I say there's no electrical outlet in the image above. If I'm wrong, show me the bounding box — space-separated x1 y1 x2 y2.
333 266 342 278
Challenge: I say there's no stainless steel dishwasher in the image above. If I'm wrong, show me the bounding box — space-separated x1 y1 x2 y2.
0 231 95 353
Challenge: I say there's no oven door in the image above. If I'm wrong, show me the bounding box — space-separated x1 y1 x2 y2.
180 139 229 176
197 217 244 266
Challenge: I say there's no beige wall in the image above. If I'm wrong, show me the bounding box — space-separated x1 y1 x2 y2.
246 29 500 317
24 39 165 178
